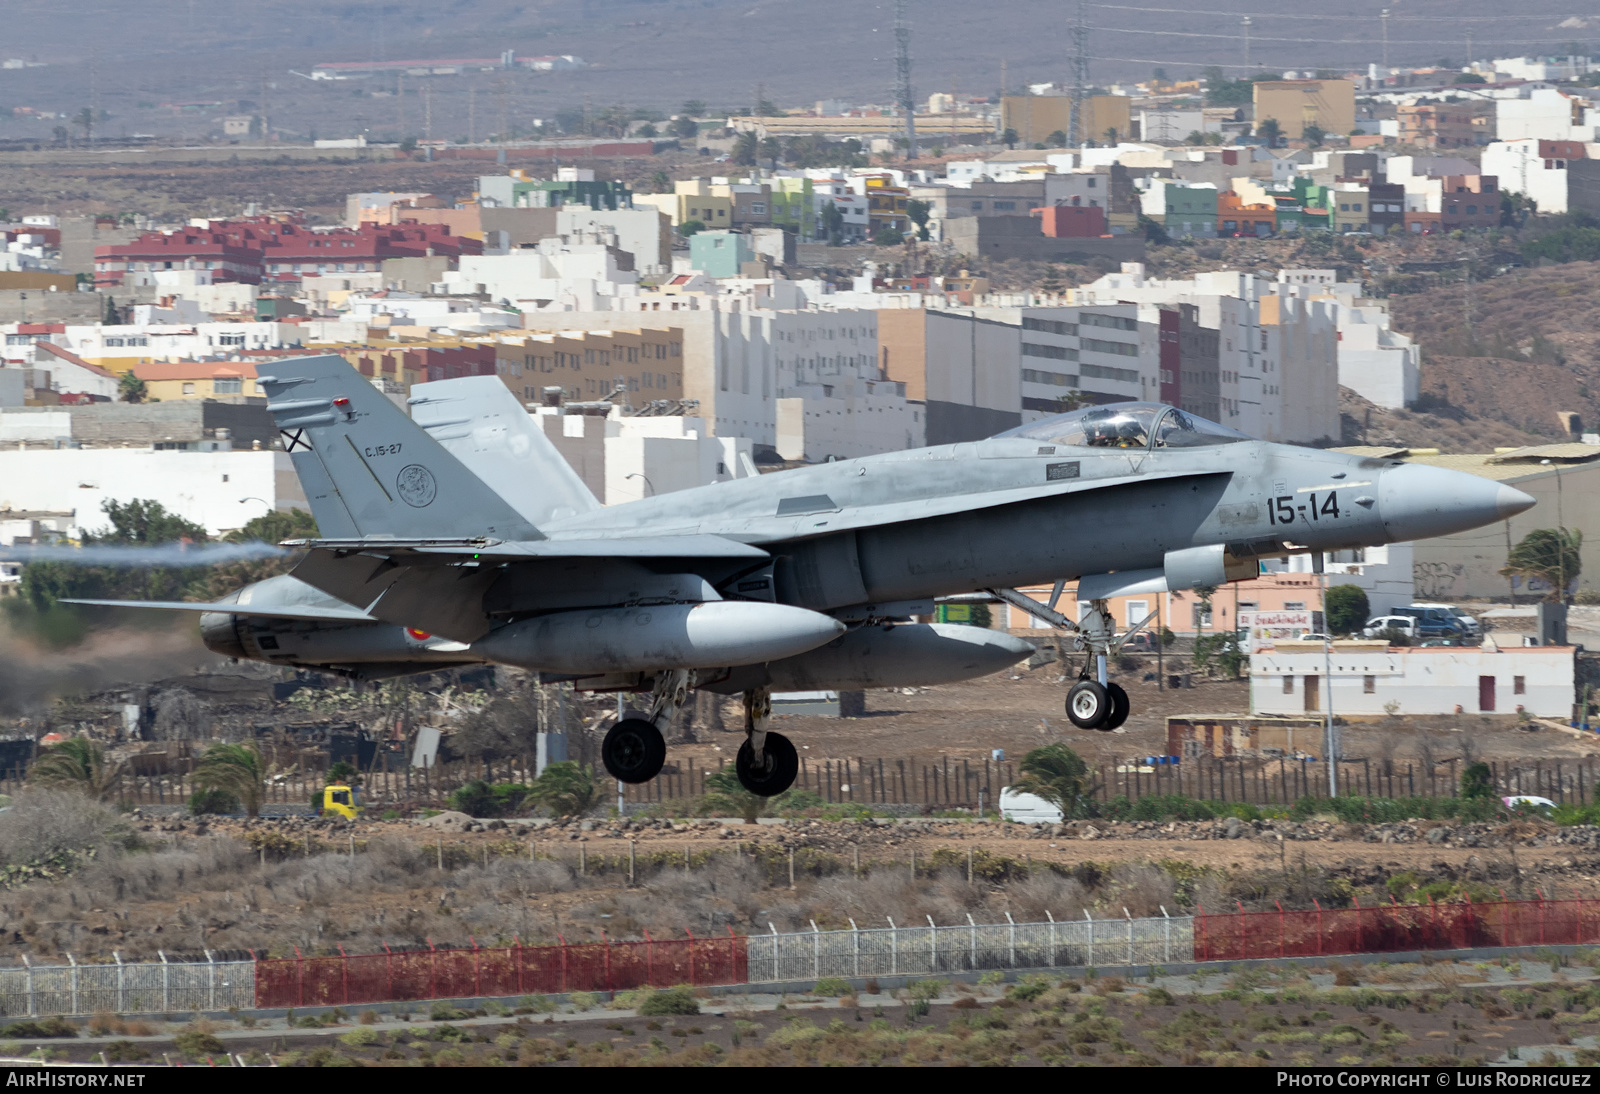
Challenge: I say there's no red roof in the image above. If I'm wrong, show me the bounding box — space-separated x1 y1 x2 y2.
36 341 116 379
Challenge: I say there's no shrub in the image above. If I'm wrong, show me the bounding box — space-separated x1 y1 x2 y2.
568 992 598 1011
1 1018 77 1038
339 1027 380 1047
812 977 851 997
187 787 239 815
528 762 599 817
637 986 701 1016
447 779 532 818
192 743 265 818
0 790 122 867
173 1029 225 1057
104 1040 149 1063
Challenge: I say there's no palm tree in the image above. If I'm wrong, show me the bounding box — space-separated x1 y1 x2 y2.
118 372 147 404
528 761 598 817
703 766 765 824
1012 743 1096 816
30 737 120 801
1502 528 1583 601
193 743 266 818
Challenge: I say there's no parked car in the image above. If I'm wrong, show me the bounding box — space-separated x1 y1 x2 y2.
1121 632 1161 652
1392 605 1470 640
998 787 1063 825
1409 602 1482 640
1362 615 1417 639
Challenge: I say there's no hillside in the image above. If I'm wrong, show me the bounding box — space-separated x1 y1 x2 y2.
1386 262 1600 439
0 1 1594 141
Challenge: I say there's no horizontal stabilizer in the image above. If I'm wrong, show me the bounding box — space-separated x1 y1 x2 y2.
61 598 378 623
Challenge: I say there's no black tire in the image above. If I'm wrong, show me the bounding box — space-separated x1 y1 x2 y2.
1066 679 1111 729
735 731 800 797
1100 682 1130 731
601 717 667 784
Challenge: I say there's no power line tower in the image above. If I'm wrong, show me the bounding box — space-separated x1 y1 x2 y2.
895 0 917 159
1068 0 1089 146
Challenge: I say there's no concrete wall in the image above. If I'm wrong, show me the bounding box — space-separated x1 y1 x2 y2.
0 449 304 537
944 216 1146 264
1251 645 1575 718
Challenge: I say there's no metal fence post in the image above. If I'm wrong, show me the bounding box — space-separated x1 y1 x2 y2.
67 953 78 1016
159 950 170 1013
1125 907 1134 967
1085 911 1094 968
849 918 860 979
967 913 977 970
205 950 216 1012
1160 906 1171 964
888 916 898 976
22 955 33 1018
1046 911 1056 967
927 916 938 973
113 952 124 1014
1005 912 1016 967
768 923 779 983
811 920 821 981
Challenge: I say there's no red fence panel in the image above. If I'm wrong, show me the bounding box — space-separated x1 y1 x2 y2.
254 934 752 1009
1196 898 1600 962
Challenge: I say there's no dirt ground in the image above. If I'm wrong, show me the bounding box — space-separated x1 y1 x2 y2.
11 959 1600 1067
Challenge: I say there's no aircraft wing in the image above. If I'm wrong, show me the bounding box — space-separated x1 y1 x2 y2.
316 535 772 560
61 598 379 622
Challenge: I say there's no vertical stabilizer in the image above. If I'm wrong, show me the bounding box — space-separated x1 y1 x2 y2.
410 375 600 527
257 355 540 541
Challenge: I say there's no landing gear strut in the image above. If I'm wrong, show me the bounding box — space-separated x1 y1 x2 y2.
989 587 1147 732
736 686 798 797
600 670 694 784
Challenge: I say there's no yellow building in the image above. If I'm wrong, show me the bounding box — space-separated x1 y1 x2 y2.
668 181 735 229
862 175 910 234
1001 95 1133 145
1252 80 1355 140
129 361 264 400
496 327 684 404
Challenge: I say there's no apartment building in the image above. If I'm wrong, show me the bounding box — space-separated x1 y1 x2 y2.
495 327 684 405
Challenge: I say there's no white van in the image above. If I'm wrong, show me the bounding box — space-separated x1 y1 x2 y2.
998 787 1064 825
1409 602 1482 640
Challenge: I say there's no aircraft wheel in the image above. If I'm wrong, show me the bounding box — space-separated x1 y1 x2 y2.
602 717 667 784
1100 683 1131 731
736 731 799 797
1066 680 1111 729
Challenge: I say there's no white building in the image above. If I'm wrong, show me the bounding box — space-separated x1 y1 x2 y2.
554 207 671 275
1496 87 1600 142
519 305 920 459
1 321 303 367
1071 265 1340 444
1251 644 1575 719
0 448 305 538
1482 138 1597 214
442 242 641 312
1335 301 1420 409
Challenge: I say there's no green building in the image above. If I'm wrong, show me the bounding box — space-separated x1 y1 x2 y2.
768 178 817 241
689 230 755 278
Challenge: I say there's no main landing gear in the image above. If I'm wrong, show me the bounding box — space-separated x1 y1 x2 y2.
988 586 1150 733
599 674 799 797
601 669 692 784
735 686 798 797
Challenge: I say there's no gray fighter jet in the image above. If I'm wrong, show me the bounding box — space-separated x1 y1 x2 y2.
70 354 1535 796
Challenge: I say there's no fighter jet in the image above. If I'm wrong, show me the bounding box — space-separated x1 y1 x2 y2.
69 354 1535 797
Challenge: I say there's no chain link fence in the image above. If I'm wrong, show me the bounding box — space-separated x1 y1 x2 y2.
0 955 255 1017
747 913 1195 983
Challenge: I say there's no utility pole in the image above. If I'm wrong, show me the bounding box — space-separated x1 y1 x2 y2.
424 82 433 142
468 86 476 143
1380 8 1391 71
1242 16 1253 72
895 0 917 159
1068 0 1089 146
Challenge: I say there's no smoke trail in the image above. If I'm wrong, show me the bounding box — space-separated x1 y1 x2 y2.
0 542 289 567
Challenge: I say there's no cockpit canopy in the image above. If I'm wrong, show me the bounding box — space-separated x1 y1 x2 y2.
995 402 1253 450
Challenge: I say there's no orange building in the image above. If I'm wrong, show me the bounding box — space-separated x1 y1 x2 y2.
1217 190 1276 237
1001 570 1324 638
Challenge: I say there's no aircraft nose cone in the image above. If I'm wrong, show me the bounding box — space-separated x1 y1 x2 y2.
1379 464 1536 542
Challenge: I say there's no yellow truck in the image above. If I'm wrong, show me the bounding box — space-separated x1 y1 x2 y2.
321 784 362 820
